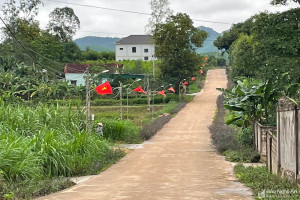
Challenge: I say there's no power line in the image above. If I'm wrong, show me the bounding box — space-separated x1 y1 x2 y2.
0 16 66 77
45 0 232 25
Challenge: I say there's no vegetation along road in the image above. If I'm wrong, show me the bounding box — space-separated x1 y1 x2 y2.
38 69 253 200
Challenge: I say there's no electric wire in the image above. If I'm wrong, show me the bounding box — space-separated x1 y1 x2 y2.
45 0 232 25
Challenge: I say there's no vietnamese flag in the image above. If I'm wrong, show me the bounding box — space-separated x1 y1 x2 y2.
200 69 203 74
158 90 166 97
191 77 196 81
95 81 113 95
168 87 175 93
133 86 145 93
183 81 188 85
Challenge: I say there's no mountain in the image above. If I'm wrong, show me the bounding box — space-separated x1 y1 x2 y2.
196 26 221 54
74 36 120 52
74 26 220 53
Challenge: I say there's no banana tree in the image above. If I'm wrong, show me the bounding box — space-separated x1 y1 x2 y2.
217 78 280 127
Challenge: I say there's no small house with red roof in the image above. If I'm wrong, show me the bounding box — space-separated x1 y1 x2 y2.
64 63 91 86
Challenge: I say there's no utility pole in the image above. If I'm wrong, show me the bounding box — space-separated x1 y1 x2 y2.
119 81 123 120
152 48 155 78
147 76 151 111
86 72 91 133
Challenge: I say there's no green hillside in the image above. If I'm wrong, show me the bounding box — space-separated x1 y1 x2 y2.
196 26 221 53
74 26 221 53
74 36 120 52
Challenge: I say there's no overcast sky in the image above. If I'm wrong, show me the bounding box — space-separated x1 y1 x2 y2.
0 0 299 39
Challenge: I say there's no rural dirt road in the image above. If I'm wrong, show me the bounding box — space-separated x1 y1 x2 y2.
38 69 253 200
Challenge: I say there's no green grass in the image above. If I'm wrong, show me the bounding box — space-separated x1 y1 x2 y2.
0 102 125 199
234 164 300 199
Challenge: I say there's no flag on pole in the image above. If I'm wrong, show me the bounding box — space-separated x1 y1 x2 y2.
183 81 188 85
191 77 196 81
133 86 145 93
168 87 175 93
95 81 113 95
158 90 166 97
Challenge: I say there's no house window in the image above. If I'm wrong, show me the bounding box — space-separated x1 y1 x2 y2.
120 48 123 50
144 57 149 61
144 48 148 53
70 80 77 86
132 47 136 53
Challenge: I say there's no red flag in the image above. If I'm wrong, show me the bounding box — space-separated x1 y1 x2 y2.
183 81 188 85
200 69 203 74
191 77 196 81
158 90 166 97
133 86 145 93
95 81 113 95
168 87 175 93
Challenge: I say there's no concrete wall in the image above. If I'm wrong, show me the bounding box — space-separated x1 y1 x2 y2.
255 97 300 183
254 122 276 162
266 131 278 174
65 73 86 86
279 109 296 175
115 44 155 61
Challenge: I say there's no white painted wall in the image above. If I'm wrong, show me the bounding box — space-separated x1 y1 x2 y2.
65 73 86 86
115 44 155 61
65 73 109 86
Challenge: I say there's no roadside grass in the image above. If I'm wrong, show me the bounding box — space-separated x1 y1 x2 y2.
0 95 192 199
0 103 125 200
234 164 300 199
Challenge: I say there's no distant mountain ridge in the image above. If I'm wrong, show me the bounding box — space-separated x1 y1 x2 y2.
74 26 220 53
196 26 221 53
74 36 120 52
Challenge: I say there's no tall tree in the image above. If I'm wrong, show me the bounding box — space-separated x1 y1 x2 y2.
153 13 207 87
271 0 300 5
146 0 172 34
47 7 80 42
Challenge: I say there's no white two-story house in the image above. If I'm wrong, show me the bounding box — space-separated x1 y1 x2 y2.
115 35 155 61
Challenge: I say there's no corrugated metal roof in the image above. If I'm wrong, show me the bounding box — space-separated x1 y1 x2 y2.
116 35 154 45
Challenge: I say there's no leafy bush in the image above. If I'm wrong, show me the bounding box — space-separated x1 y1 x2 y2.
223 148 260 163
140 115 172 140
234 164 300 199
169 103 186 115
209 95 239 153
209 95 260 162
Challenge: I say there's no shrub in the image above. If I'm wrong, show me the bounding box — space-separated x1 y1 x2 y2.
223 148 260 163
209 95 239 153
140 115 172 140
209 95 260 162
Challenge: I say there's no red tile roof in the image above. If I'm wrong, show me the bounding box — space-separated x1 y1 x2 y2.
64 63 91 74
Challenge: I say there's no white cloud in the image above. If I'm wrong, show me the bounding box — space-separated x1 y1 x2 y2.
1 0 299 39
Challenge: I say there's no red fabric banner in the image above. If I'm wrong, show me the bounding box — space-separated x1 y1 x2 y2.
158 90 166 97
133 86 145 93
168 87 175 93
95 81 113 95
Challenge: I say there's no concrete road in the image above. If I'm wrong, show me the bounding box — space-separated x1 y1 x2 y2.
38 69 253 200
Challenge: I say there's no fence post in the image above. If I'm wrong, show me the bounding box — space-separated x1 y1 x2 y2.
295 106 299 181
277 105 281 174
